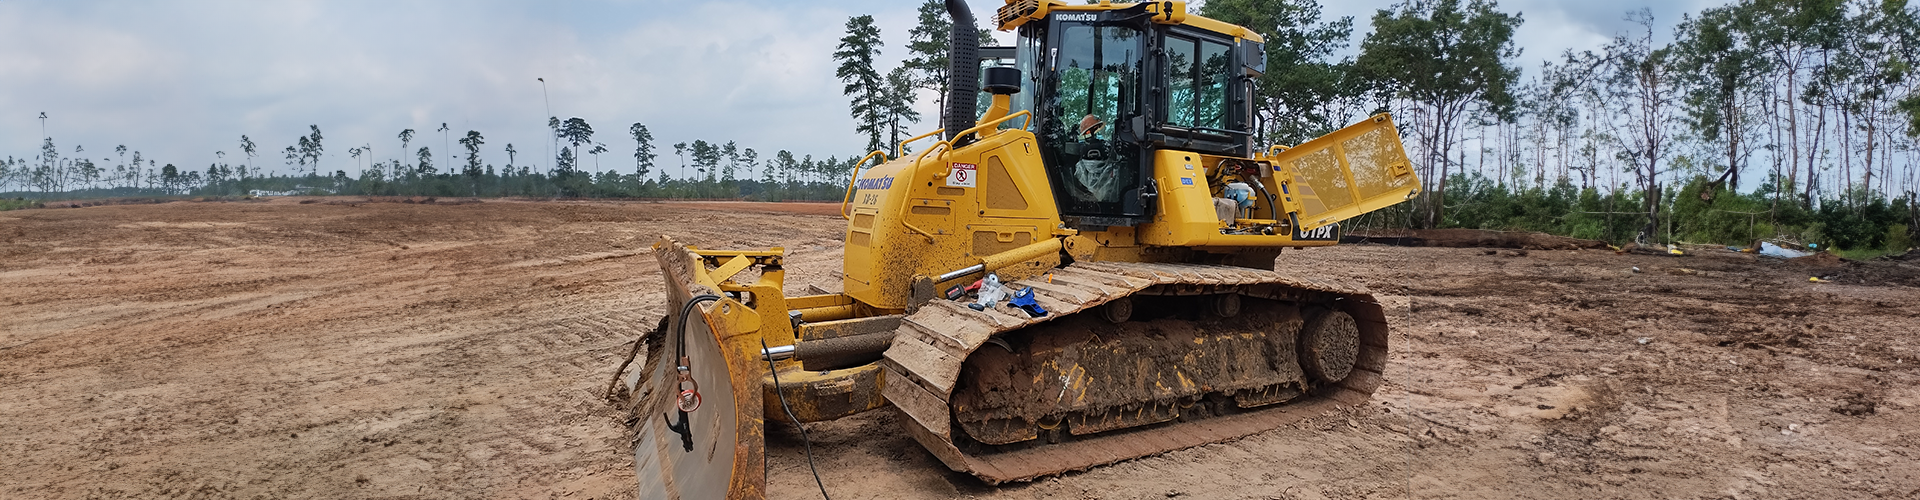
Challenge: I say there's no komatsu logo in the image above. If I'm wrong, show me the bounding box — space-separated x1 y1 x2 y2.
1057 13 1097 21
855 176 894 190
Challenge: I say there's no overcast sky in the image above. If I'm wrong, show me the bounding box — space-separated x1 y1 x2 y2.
3 0 1721 177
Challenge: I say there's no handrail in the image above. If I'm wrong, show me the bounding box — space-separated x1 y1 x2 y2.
896 128 946 158
958 109 1033 140
913 137 953 167
917 110 1034 180
840 150 890 220
891 110 1037 243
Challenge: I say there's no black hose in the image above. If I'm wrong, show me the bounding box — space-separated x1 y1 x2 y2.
764 338 832 500
1252 173 1280 221
675 294 723 366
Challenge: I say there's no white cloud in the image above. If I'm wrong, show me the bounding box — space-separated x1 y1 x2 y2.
1 0 1721 177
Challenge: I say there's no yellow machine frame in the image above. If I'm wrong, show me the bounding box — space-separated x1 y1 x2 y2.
625 2 1422 498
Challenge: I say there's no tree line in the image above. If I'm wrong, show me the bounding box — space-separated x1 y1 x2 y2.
7 0 1919 254
1205 0 1919 253
1 115 881 202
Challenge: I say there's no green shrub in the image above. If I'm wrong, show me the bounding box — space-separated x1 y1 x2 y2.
1889 224 1913 253
0 198 40 211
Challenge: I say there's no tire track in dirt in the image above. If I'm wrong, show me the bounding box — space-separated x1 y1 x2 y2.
6 200 1917 499
0 200 845 499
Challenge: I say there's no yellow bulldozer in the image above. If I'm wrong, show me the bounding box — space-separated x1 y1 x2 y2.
611 1 1420 498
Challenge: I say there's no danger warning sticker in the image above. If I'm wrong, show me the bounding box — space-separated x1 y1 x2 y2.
946 162 978 188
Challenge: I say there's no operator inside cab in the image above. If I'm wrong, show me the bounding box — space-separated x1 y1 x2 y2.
1073 114 1120 204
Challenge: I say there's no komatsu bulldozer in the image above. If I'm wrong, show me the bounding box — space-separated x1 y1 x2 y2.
612 1 1420 498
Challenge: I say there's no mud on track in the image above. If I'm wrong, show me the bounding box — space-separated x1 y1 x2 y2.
3 198 1919 499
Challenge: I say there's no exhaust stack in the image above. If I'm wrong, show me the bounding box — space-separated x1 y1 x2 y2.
942 0 980 144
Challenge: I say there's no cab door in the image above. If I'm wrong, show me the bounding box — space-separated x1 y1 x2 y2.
1034 19 1149 223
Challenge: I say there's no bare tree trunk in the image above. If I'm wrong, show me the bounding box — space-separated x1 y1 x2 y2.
1784 56 1801 206
1836 101 1847 205
1726 91 1741 190
1805 99 1826 205
1863 108 1876 201
1430 100 1462 228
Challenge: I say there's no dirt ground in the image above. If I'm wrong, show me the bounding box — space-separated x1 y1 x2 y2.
3 199 1918 500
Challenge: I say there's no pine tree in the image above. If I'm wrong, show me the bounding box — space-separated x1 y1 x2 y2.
906 0 998 122
304 125 324 177
397 129 416 179
691 140 719 182
673 142 688 179
776 150 796 184
556 117 595 174
629 123 657 180
883 67 923 155
459 130 486 178
416 147 435 175
741 148 759 184
906 0 953 112
237 136 257 181
835 15 888 154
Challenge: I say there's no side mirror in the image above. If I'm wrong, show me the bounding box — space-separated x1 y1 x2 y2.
984 66 1021 95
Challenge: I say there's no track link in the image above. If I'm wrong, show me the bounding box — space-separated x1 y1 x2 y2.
880 261 1388 484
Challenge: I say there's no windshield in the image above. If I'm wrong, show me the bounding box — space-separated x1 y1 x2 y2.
1050 23 1141 142
1040 22 1143 215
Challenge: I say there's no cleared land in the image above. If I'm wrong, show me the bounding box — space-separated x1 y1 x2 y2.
2 199 1917 499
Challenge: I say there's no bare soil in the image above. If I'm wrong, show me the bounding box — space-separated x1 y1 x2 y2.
1348 228 1612 251
4 199 1918 499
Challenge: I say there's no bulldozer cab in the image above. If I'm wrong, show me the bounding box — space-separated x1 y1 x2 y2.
994 2 1265 227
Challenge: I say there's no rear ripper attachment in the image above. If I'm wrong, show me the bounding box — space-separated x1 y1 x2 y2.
880 261 1389 484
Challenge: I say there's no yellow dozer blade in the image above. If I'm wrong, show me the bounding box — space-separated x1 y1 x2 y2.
615 238 885 499
616 239 769 499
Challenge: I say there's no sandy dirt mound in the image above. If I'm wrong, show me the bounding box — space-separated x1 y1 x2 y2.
1786 252 1849 267
4 199 1918 499
1349 228 1610 250
1775 252 1920 287
665 200 843 216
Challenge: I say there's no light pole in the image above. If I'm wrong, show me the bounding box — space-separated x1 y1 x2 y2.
538 77 552 174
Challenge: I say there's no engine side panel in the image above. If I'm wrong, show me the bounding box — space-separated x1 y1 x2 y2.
843 129 1064 311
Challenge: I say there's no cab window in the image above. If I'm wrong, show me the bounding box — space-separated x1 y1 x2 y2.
1164 35 1232 131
